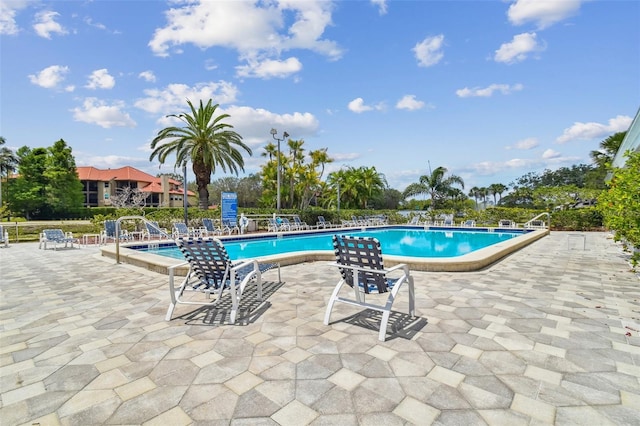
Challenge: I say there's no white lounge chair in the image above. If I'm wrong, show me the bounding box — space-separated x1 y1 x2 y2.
143 221 170 240
40 229 79 250
101 220 132 244
324 235 415 341
0 225 9 248
166 237 281 324
316 216 334 229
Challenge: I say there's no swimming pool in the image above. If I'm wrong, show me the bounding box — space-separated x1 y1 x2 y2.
135 228 523 260
101 226 549 273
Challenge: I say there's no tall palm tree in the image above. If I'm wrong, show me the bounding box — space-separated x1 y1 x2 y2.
590 131 626 169
0 136 18 208
150 99 251 209
403 166 464 209
488 183 507 205
468 186 481 210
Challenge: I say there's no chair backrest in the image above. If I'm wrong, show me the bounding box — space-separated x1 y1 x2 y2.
318 216 326 223
293 216 303 224
332 235 388 294
145 221 163 235
104 220 117 237
223 218 237 227
176 238 231 288
174 222 189 233
202 218 216 232
44 229 65 241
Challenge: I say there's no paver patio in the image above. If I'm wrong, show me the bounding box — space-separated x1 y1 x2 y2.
1 231 639 425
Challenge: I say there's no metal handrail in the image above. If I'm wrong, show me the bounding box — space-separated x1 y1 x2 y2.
115 215 171 264
524 212 550 228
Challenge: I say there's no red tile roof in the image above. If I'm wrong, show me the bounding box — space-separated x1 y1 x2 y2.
76 166 194 196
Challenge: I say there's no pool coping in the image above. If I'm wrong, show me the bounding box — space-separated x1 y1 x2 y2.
100 226 550 274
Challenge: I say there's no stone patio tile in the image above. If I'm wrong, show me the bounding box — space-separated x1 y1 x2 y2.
143 406 192 426
115 376 156 401
555 405 616 425
510 394 556 424
327 368 365 391
427 365 465 388
271 399 318 426
310 413 358 425
107 386 188 424
393 396 440 425
255 379 296 407
225 371 264 395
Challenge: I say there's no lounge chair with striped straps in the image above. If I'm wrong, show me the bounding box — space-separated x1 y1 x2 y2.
166 237 280 324
325 234 415 341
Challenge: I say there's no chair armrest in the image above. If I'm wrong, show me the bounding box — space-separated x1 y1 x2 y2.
231 259 259 272
328 262 407 276
168 261 190 272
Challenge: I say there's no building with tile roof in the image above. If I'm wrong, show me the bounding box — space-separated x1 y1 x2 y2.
76 166 195 208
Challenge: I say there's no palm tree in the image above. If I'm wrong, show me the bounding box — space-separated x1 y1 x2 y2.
468 186 481 210
488 183 507 205
403 166 464 209
0 136 18 208
590 131 626 169
150 99 251 209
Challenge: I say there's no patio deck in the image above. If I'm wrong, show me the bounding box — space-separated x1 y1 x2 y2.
1 231 639 425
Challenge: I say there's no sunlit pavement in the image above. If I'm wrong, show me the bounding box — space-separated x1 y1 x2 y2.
1 231 639 425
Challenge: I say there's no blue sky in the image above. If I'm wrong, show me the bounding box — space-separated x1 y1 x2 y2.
1 0 638 193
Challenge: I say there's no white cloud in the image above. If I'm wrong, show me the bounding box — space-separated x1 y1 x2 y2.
371 0 388 15
72 98 136 128
86 69 115 90
0 0 29 35
222 105 319 148
236 57 303 79
494 32 544 64
512 137 539 150
413 34 444 68
556 115 633 143
33 10 67 39
348 97 384 113
396 95 425 111
134 81 239 115
508 0 582 29
28 65 69 89
456 83 523 98
138 70 156 83
542 148 561 159
84 17 106 31
148 1 343 76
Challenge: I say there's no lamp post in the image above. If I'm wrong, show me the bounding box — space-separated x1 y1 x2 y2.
182 162 188 225
270 128 289 212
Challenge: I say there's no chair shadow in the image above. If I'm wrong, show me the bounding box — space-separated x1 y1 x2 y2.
176 280 286 326
337 310 429 340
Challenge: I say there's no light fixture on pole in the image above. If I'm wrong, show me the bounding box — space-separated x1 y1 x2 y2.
270 128 289 212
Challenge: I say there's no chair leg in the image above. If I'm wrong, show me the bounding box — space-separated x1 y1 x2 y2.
408 276 415 317
324 279 346 325
379 309 391 341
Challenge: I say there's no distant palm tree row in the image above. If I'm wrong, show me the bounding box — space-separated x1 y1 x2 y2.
468 183 508 209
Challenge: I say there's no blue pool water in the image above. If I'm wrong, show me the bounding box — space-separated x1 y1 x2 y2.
135 227 525 260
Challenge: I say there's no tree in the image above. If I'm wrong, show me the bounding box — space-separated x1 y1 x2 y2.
403 166 464 209
590 131 625 169
488 183 507 205
468 187 481 210
10 147 48 219
259 140 332 210
150 99 252 209
44 139 84 216
598 150 640 265
0 136 18 209
326 166 386 209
